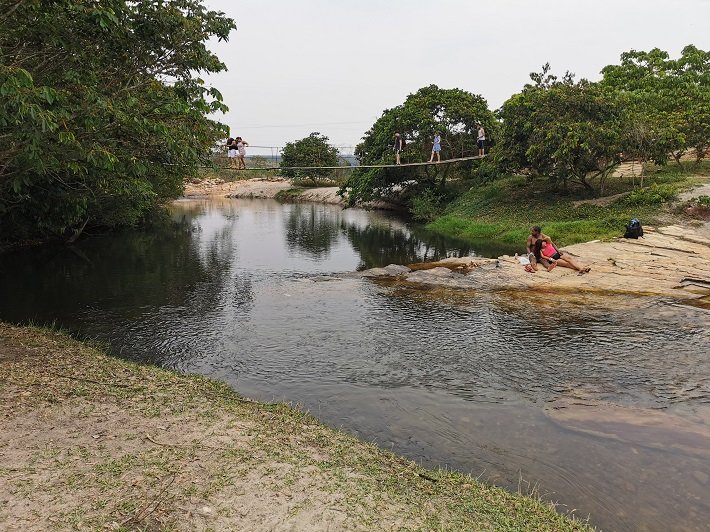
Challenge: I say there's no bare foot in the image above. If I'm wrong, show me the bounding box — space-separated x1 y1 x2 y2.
547 262 557 272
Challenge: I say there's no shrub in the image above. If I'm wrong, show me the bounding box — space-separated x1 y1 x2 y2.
622 183 678 206
411 189 445 223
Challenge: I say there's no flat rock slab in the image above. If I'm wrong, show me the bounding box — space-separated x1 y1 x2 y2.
358 225 710 302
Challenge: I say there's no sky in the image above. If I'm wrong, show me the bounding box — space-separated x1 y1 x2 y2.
203 0 710 156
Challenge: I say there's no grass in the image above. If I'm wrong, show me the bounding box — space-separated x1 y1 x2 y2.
427 161 709 247
274 187 307 201
0 322 593 531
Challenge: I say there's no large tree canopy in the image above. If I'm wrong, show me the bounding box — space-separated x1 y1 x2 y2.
498 66 625 193
280 132 339 180
0 0 235 241
340 85 496 205
599 45 710 164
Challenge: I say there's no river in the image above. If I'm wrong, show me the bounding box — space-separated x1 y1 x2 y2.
1 197 708 531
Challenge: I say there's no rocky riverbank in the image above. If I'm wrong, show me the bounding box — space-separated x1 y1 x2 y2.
184 177 346 205
357 224 710 306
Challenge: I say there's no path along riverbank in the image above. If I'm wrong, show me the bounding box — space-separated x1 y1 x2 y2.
0 323 590 531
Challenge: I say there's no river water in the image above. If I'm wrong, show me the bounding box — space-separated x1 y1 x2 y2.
1 198 709 531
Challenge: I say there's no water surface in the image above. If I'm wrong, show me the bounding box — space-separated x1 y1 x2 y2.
1 198 708 531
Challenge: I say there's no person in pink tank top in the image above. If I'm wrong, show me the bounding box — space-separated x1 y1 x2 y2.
534 239 590 274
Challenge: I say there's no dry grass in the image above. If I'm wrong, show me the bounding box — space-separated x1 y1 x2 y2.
0 323 593 531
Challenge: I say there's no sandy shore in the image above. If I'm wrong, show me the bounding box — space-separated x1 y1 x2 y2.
0 324 590 531
184 177 346 205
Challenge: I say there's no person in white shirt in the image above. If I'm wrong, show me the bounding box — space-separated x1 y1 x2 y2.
236 137 248 169
477 125 486 156
227 137 238 167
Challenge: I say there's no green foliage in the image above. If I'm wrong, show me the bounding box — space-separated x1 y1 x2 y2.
498 65 624 193
274 188 307 201
600 45 710 165
695 195 710 208
0 0 236 242
410 189 445 223
622 183 678 206
280 132 340 181
423 168 700 248
340 85 496 205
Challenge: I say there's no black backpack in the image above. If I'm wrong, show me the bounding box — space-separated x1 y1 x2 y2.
624 218 643 239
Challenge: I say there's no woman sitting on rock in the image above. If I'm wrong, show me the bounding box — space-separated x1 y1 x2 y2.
534 239 590 274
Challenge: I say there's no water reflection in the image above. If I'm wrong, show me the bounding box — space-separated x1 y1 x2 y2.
285 204 342 259
1 198 708 531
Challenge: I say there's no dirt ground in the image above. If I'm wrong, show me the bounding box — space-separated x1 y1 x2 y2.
0 324 589 531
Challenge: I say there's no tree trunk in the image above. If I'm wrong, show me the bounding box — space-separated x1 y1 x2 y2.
67 217 89 244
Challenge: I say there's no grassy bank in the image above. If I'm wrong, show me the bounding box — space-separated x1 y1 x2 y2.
0 323 591 531
427 161 709 248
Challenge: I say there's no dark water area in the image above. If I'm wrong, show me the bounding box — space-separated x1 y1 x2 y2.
1 198 709 531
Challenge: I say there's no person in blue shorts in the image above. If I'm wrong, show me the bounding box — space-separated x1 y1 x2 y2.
429 132 441 162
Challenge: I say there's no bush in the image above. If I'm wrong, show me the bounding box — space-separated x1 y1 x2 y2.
410 189 445 223
471 159 501 183
622 183 678 206
280 133 339 180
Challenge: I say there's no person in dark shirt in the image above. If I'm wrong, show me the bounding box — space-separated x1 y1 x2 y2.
227 137 237 167
393 133 405 165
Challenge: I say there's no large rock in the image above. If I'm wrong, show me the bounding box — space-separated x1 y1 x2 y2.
356 225 710 304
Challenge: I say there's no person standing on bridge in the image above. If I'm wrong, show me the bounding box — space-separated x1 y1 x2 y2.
429 132 441 162
393 133 405 165
477 124 486 156
236 137 248 169
227 137 238 168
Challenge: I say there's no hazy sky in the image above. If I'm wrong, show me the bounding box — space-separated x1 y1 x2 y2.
204 0 709 155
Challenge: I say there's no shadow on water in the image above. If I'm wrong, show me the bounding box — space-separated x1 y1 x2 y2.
1 197 709 531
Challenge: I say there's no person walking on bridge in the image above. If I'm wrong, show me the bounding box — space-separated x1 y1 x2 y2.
236 137 248 169
429 132 441 162
393 133 405 165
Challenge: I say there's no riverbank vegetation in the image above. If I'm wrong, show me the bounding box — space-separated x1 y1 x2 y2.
0 323 591 531
339 45 708 242
425 160 710 247
0 0 235 244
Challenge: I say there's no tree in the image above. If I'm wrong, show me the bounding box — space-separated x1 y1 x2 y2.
0 0 236 242
280 132 339 182
340 85 496 206
498 66 624 193
600 45 710 164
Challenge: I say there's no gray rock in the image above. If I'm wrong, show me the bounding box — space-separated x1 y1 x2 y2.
421 267 457 277
383 264 411 275
360 268 389 277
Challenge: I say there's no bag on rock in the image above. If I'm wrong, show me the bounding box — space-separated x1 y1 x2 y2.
624 218 643 239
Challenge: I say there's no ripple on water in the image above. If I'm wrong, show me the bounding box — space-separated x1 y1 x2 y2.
1 198 709 532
